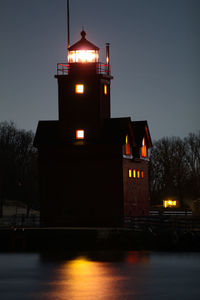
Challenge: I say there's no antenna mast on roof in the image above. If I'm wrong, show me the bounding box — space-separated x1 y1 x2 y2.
67 0 70 49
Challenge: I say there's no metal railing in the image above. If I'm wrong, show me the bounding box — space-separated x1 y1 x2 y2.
124 215 200 232
1 214 200 232
96 63 111 75
56 62 111 75
57 63 70 75
0 215 40 227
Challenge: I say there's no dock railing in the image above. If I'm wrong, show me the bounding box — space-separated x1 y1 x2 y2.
124 215 200 232
1 214 200 232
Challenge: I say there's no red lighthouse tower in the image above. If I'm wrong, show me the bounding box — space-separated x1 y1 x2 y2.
34 30 152 227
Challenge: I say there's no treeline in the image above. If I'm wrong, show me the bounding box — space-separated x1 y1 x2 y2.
0 121 38 216
149 132 200 211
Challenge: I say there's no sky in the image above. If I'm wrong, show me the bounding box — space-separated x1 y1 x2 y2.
0 0 199 141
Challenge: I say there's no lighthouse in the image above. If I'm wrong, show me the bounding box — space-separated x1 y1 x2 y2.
34 29 152 227
56 30 113 142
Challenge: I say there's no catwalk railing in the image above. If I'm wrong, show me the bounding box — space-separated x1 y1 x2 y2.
56 62 111 75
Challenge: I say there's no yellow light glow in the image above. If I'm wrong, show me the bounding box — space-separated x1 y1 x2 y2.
68 50 99 63
104 84 107 95
137 170 140 178
129 169 132 177
125 134 128 144
75 84 84 94
76 129 84 140
133 169 136 178
163 200 177 208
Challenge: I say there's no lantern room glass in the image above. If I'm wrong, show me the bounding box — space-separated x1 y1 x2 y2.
68 50 99 63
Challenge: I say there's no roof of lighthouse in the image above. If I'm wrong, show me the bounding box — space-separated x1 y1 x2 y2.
132 121 152 148
68 30 99 51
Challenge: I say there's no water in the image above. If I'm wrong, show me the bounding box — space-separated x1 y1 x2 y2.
0 251 200 300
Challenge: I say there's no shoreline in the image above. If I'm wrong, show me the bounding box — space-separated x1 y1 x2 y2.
0 227 200 252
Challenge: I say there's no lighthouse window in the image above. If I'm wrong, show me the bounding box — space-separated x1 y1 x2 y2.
141 137 147 157
75 84 84 94
125 134 131 155
76 130 84 140
128 169 132 177
133 169 136 178
104 84 107 95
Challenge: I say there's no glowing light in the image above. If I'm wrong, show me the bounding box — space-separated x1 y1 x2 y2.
141 137 147 158
133 169 136 178
137 170 140 178
163 200 177 208
68 50 99 63
141 171 144 178
125 134 131 155
104 84 107 95
52 257 113 299
75 84 84 94
129 169 132 177
76 130 84 140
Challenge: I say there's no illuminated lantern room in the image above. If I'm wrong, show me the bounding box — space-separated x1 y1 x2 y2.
57 29 111 76
66 30 103 76
68 30 99 63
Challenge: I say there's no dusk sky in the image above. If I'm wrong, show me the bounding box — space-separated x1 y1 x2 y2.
0 0 199 140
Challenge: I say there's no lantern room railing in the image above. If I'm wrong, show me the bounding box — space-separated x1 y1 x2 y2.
56 63 69 75
57 62 111 76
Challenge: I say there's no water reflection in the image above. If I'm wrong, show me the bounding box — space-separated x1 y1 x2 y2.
53 257 115 299
1 252 200 300
40 252 150 300
126 251 150 264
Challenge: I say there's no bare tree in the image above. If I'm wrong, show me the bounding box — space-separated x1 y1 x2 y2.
0 121 38 216
184 132 200 202
150 136 191 207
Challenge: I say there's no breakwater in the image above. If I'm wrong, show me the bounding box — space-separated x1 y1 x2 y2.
0 226 200 252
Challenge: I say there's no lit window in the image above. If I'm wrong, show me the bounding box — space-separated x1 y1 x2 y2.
163 200 177 208
137 170 140 178
76 129 84 140
104 85 107 95
125 134 131 155
141 171 144 178
128 169 132 178
75 84 84 94
133 169 136 178
141 137 147 157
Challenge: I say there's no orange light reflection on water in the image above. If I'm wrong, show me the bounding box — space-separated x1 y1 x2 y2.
45 256 120 300
42 253 150 300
